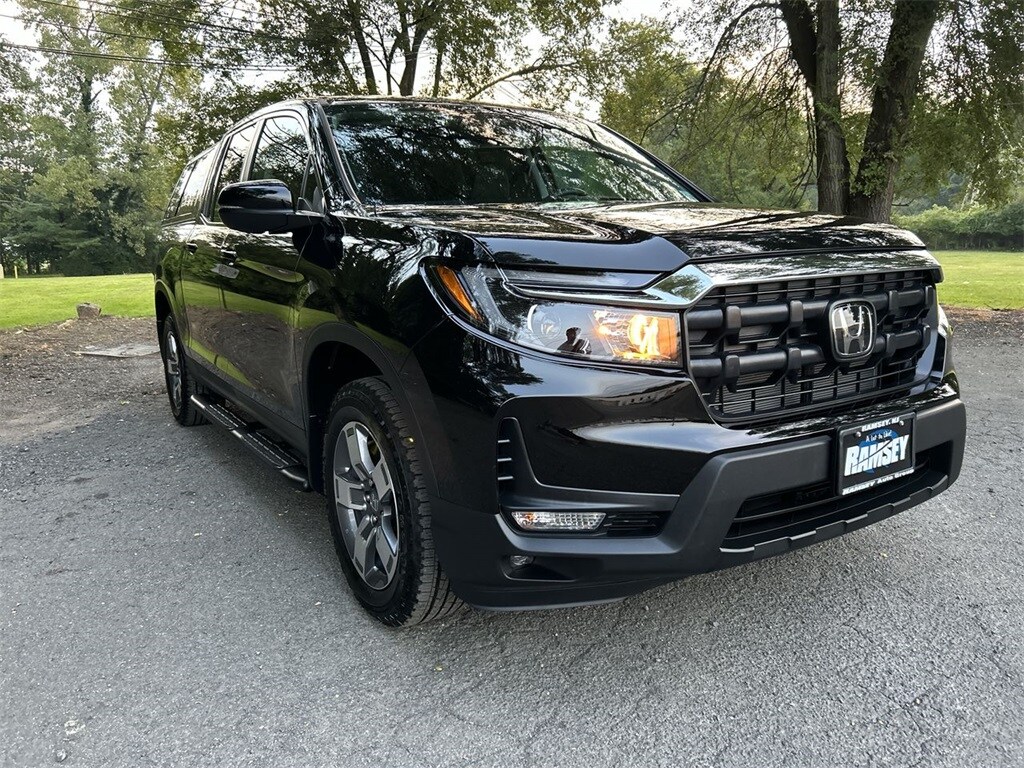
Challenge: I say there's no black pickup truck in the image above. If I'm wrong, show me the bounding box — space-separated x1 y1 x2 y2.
155 97 966 627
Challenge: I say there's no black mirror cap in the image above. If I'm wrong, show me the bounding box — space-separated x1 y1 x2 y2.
218 180 318 234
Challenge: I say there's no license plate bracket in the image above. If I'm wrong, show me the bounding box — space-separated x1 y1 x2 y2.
836 413 916 496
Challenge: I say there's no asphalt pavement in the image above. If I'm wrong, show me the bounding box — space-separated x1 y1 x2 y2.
1 314 1022 767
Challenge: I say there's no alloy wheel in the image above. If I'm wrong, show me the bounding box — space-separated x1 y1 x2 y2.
164 328 183 412
333 420 400 590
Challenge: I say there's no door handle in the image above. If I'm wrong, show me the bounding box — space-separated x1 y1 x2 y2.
185 242 198 254
219 248 237 264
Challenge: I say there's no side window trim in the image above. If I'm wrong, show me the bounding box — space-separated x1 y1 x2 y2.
313 101 359 209
198 139 224 223
239 118 264 183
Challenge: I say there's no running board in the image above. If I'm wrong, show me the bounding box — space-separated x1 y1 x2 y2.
190 394 310 490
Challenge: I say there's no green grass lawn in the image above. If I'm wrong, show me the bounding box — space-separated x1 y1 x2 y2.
0 251 1018 329
934 250 1023 310
0 273 154 329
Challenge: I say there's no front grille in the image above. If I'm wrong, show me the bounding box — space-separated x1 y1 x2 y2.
685 269 936 424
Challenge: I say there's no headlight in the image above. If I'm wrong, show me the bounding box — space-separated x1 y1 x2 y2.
429 263 682 367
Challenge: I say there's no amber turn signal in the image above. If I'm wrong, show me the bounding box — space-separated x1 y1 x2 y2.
434 265 480 321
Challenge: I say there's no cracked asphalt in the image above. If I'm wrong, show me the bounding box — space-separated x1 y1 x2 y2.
1 312 1022 767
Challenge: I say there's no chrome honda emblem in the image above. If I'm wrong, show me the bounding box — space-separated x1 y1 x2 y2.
829 301 875 360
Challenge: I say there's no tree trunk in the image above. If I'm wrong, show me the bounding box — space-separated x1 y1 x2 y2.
779 0 848 215
126 67 165 172
848 0 939 222
399 26 430 96
779 0 817 88
398 50 417 96
346 0 379 94
432 40 444 97
780 0 850 215
813 0 848 214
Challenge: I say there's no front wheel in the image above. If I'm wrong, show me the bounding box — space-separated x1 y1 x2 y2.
324 377 462 627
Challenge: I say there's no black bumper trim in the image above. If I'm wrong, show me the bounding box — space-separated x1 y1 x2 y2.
718 466 948 563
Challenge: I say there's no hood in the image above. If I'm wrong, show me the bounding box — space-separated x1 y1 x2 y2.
382 201 926 273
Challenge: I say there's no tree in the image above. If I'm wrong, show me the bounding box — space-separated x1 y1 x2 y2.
0 47 32 276
164 0 610 99
595 20 814 209
1 0 619 275
4 0 185 274
779 0 939 219
672 0 1024 222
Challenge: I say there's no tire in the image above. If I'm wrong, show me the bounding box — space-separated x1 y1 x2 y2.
159 316 207 427
324 377 462 627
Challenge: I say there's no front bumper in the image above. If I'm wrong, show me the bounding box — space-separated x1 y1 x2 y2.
432 396 963 608
406 321 966 610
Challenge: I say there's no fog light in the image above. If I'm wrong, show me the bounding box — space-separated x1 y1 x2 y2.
510 511 606 531
509 555 533 568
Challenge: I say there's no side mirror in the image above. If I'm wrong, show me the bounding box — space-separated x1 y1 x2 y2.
218 180 319 234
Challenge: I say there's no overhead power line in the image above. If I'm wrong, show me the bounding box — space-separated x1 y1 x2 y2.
0 11 257 54
29 0 308 45
114 0 268 30
17 1 392 65
0 39 298 71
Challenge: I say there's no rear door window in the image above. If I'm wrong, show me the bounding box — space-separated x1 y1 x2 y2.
164 161 194 219
175 148 216 219
212 124 256 221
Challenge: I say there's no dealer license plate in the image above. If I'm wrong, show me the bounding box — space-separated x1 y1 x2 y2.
837 413 916 496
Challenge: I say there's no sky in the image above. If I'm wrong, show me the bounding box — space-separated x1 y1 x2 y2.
1 0 32 44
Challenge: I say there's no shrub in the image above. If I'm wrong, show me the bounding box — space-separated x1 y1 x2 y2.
895 201 1024 251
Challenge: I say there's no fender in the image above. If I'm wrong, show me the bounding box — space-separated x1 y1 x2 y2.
154 261 190 343
154 279 172 308
153 278 179 335
301 321 448 500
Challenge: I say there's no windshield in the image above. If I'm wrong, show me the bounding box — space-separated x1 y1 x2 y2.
324 102 699 206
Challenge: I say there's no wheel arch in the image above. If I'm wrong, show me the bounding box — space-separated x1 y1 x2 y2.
302 324 438 497
154 283 174 337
